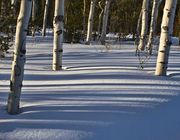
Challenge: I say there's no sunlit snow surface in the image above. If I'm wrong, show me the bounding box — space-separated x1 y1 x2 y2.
0 36 180 140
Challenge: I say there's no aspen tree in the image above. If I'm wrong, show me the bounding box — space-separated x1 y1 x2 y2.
135 10 142 45
155 0 177 76
97 0 104 39
83 0 86 40
135 11 142 54
31 0 37 37
147 0 161 54
7 0 32 114
100 0 111 45
52 0 64 70
11 0 17 7
138 0 150 51
11 0 17 5
42 0 50 37
86 0 96 44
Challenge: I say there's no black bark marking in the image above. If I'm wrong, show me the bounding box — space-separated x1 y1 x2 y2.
19 39 26 57
17 18 23 23
166 40 172 46
56 30 63 35
167 11 171 18
55 15 64 23
59 49 63 52
20 49 26 55
162 26 168 31
159 62 167 64
160 50 165 53
10 80 13 91
54 49 63 52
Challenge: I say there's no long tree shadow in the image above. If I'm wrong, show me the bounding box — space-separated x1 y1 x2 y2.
1 42 180 140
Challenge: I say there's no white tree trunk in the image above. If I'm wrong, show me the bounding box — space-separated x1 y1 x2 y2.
52 0 64 71
138 0 150 51
97 0 104 39
100 0 111 45
83 0 86 40
31 0 37 37
135 11 142 54
11 0 17 6
147 0 161 54
7 0 32 114
155 0 177 76
86 0 96 44
42 0 50 37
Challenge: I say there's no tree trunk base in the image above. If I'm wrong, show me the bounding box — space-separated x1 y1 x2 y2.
7 94 20 115
52 66 63 71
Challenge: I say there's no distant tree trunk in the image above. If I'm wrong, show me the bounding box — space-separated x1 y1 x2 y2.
86 0 96 44
11 0 17 15
11 0 17 5
100 0 111 45
52 0 64 71
7 0 32 115
31 0 37 37
136 10 142 44
83 0 86 41
11 0 17 10
0 0 6 16
135 10 142 54
42 0 50 37
138 0 150 51
155 0 177 76
11 0 17 7
97 0 104 40
147 0 161 54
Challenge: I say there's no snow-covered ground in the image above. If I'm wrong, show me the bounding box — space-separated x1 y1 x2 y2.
0 37 180 140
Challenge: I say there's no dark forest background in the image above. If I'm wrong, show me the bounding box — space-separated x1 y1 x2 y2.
0 0 179 43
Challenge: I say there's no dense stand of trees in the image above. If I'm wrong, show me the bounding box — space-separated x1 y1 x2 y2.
0 0 179 114
1 0 179 44
0 0 16 57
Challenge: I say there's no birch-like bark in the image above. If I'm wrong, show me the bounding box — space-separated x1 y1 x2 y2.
83 0 86 40
97 0 103 39
147 0 161 54
86 0 96 44
135 11 142 54
31 0 37 37
100 0 111 45
136 11 142 44
138 0 150 51
11 0 17 5
42 0 50 37
52 0 64 70
155 0 177 76
11 0 17 8
7 0 32 114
